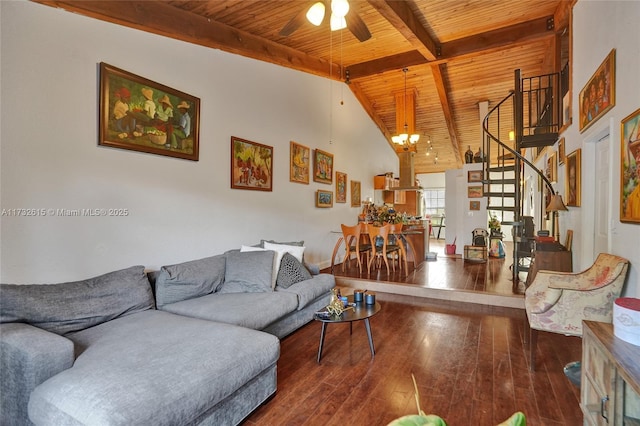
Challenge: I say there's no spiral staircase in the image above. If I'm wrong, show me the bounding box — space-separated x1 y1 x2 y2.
481 69 567 282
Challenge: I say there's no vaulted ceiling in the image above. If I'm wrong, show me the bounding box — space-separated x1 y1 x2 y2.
34 0 572 174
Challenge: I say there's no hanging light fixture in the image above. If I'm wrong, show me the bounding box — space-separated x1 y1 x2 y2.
392 68 420 147
306 1 349 31
425 135 433 156
306 2 325 26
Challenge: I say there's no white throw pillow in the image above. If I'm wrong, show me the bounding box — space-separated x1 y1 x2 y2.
240 245 278 289
263 242 305 263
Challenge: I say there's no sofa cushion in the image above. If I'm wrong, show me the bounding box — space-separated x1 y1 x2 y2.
154 254 226 308
161 292 299 330
276 253 312 288
0 266 154 336
276 273 336 310
219 250 275 293
28 310 279 426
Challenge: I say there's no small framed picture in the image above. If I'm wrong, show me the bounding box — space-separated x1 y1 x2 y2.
316 190 333 208
350 180 361 207
467 170 483 182
547 152 557 183
468 186 483 198
313 149 333 184
290 141 310 184
335 171 347 203
558 137 566 165
470 201 480 211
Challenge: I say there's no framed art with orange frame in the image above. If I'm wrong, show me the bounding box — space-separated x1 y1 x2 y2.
335 171 347 203
467 186 483 198
565 149 581 207
289 141 310 184
231 136 273 191
579 49 615 133
620 107 640 223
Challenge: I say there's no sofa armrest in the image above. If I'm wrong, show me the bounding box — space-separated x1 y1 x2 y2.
1 323 74 424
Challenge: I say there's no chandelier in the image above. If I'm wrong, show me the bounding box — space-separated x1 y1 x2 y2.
392 68 420 147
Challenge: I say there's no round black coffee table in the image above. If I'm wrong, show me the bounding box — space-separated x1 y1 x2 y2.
313 295 381 363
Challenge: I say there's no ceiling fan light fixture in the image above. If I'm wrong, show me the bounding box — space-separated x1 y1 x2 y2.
331 0 349 18
330 13 347 31
306 2 325 26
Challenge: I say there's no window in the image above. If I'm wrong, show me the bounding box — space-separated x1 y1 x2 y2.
423 188 445 216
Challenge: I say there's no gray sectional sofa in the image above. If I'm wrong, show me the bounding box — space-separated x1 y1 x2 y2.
1 246 334 425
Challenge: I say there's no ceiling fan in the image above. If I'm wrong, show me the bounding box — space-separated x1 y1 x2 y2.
279 0 372 42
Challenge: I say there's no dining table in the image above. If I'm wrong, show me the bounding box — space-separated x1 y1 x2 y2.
330 225 427 274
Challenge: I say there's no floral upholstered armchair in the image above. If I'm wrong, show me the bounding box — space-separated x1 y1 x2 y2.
525 253 630 370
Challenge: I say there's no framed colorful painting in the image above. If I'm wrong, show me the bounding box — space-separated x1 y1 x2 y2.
558 137 566 165
620 107 640 223
350 181 361 207
316 190 333 208
289 141 310 184
467 170 483 183
313 149 333 184
579 49 615 132
467 186 483 198
335 171 347 203
469 201 480 211
565 149 581 207
231 136 273 191
99 62 200 161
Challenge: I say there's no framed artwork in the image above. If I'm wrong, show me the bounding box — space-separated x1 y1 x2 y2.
467 170 483 183
335 171 347 203
469 201 480 211
558 137 566 165
231 136 273 191
565 149 581 207
289 141 310 184
579 49 615 132
350 181 361 207
316 190 333 208
313 149 334 184
467 186 483 198
546 152 557 183
99 62 200 161
620 107 640 223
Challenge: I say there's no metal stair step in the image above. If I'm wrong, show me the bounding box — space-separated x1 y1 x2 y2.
486 192 515 198
520 133 559 149
487 206 517 212
488 178 516 185
488 165 516 172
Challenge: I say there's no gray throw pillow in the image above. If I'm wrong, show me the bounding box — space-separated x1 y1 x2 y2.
155 255 226 308
276 253 312 288
0 266 154 336
218 250 275 294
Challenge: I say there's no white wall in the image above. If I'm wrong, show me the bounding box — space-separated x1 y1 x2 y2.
558 0 640 297
0 1 397 282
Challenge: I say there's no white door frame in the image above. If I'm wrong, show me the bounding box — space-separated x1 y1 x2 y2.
581 117 615 271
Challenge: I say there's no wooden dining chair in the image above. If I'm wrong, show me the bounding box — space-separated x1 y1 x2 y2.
367 224 400 275
564 229 573 251
340 224 371 274
387 223 407 274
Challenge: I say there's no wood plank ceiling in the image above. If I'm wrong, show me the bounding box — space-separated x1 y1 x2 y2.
35 0 571 174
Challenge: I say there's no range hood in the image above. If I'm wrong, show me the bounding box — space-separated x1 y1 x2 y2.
394 151 422 190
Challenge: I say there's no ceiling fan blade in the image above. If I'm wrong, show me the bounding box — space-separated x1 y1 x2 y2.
345 11 371 42
279 1 323 37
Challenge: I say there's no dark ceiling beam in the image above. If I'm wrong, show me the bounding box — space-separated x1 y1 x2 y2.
367 0 439 61
347 16 556 80
32 0 344 81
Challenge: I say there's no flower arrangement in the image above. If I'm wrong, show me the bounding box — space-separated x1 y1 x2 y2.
488 214 501 231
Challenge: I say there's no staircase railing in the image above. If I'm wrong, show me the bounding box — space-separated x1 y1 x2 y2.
482 72 558 282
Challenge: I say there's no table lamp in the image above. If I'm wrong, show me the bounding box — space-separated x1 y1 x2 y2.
546 194 568 242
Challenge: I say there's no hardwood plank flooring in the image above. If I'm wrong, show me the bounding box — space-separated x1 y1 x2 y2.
244 240 583 426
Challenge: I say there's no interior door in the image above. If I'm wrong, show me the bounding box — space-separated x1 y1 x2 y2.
593 134 610 257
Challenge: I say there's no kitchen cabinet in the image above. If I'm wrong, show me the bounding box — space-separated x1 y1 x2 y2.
581 321 640 425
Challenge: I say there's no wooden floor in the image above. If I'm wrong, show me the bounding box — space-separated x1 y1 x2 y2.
244 239 584 426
